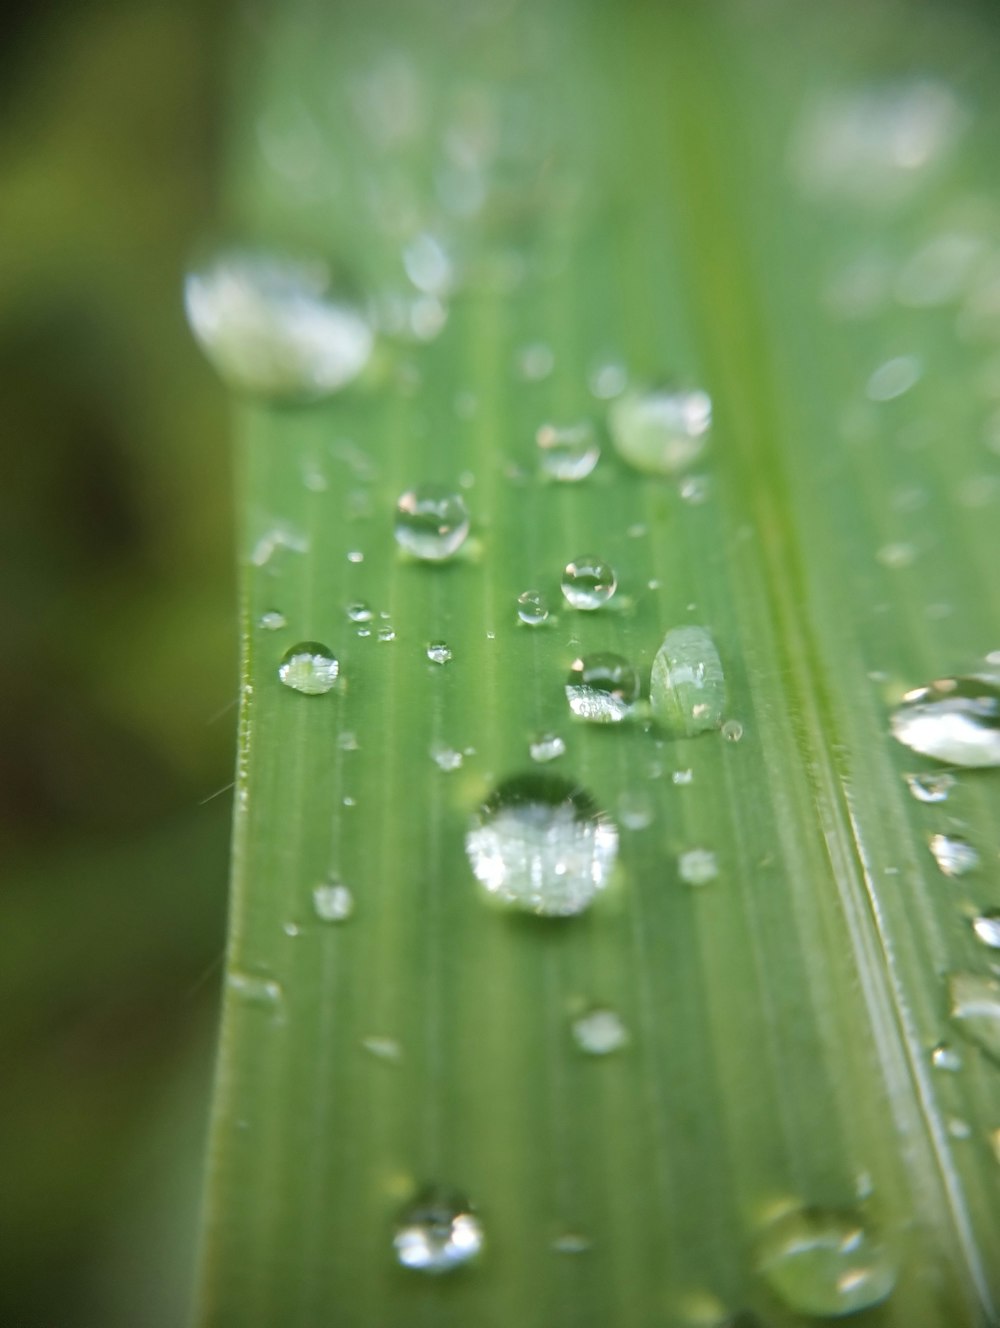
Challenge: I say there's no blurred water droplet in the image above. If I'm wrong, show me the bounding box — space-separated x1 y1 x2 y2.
672 768 694 785
313 882 354 922
283 922 300 938
589 360 627 399
347 550 364 564
552 1233 592 1254
929 833 979 877
378 626 397 643
679 474 711 504
895 232 986 307
876 541 917 569
566 653 640 723
721 719 744 743
756 1205 896 1317
890 675 1000 767
517 342 554 380
536 420 600 481
337 730 359 752
517 589 550 625
395 485 470 561
431 743 463 772
572 1008 629 1055
184 249 373 399
529 733 566 763
393 1186 483 1274
347 600 374 623
904 771 955 803
651 626 726 736
259 610 286 630
618 789 654 830
931 1043 962 1071
561 556 617 610
609 387 711 475
403 232 454 296
972 911 1000 949
362 1036 402 1062
278 643 339 694
251 522 309 568
427 641 452 664
227 971 283 1008
948 972 1000 1064
466 774 618 917
948 1117 972 1140
866 355 921 401
678 848 718 886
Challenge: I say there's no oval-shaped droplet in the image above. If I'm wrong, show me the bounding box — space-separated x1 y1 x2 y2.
393 1186 484 1274
650 626 725 735
572 1007 629 1055
465 774 618 917
561 556 617 611
609 386 711 475
566 653 640 723
278 642 339 694
313 882 354 922
536 420 600 481
394 485 470 561
259 609 287 631
972 910 1000 949
904 770 955 802
427 641 452 664
678 848 718 886
517 589 550 625
948 972 1000 1064
183 248 373 399
928 833 979 877
529 732 566 763
346 600 374 624
890 675 1000 767
756 1206 896 1317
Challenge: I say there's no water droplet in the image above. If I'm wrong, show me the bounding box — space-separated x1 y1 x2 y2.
928 833 980 878
552 1233 592 1254
566 653 640 723
283 922 300 938
378 626 397 643
394 486 470 561
431 743 463 772
618 789 654 830
227 970 283 1008
890 675 1000 767
313 882 354 922
403 232 454 296
672 768 694 785
393 1186 483 1274
651 626 726 736
536 421 600 481
931 1043 962 1071
278 643 339 695
517 342 554 381
609 387 711 475
589 359 627 399
337 730 359 752
721 719 744 743
678 848 719 886
465 774 619 917
347 600 374 623
529 733 566 763
904 771 955 803
948 971 1000 1064
756 1206 896 1317
876 541 917 569
250 522 309 568
183 249 373 399
517 589 550 625
427 641 452 664
347 549 365 564
561 556 617 610
259 610 286 630
572 1008 629 1055
972 911 1000 949
362 1035 402 1062
679 474 711 504
895 232 986 307
866 355 921 401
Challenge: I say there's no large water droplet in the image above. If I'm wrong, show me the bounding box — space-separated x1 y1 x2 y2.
948 972 1000 1064
756 1206 896 1317
904 770 955 803
183 249 373 399
928 833 979 877
650 626 725 735
890 675 1000 767
517 589 550 625
972 911 1000 949
393 1186 484 1274
394 486 470 561
313 882 354 922
561 556 617 610
572 1007 629 1055
465 774 618 917
609 387 711 475
566 653 640 723
278 642 339 694
536 420 600 481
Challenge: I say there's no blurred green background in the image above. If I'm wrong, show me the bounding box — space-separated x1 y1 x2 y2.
0 1 234 1323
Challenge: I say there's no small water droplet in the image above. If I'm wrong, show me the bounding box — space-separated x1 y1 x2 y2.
721 719 744 743
427 641 452 664
529 733 566 763
259 610 286 630
378 626 397 643
618 789 654 830
866 354 921 401
877 541 917 569
972 910 1000 949
755 1205 896 1317
394 485 470 561
227 970 283 1008
403 231 454 296
904 771 955 802
337 730 359 751
589 359 627 399
572 1008 629 1055
183 248 373 399
947 1116 972 1140
552 1232 592 1254
672 768 694 785
313 882 354 922
890 675 1000 767
679 473 711 504
362 1035 402 1062
517 342 554 381
895 231 985 307
347 549 365 564
948 971 1000 1064
517 589 550 625
278 643 339 695
678 848 719 886
651 626 726 736
347 600 374 623
536 420 600 481
931 1043 962 1071
465 773 619 917
561 556 617 610
609 387 711 475
566 653 640 723
431 743 463 772
393 1186 484 1274
929 833 980 877
283 921 300 937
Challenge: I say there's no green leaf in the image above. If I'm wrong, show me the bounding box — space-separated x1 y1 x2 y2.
195 2 1000 1324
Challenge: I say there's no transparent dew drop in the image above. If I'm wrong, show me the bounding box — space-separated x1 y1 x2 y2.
427 641 452 664
465 773 619 917
377 625 396 643
517 589 550 625
278 642 339 694
904 770 955 803
259 610 286 630
566 653 640 723
755 1205 897 1317
972 910 1000 949
948 972 1000 1064
672 768 694 785
678 848 719 886
928 833 980 878
393 1186 484 1274
346 600 374 623
362 1036 402 1062
431 743 463 772
618 789 654 830
517 342 554 381
650 626 726 736
561 556 617 610
529 733 566 763
890 675 1000 767
572 1008 629 1055
313 882 354 922
227 970 283 1010
931 1043 962 1071
721 719 744 743
183 248 373 399
608 386 711 475
552 1233 592 1255
536 420 600 481
866 354 921 401
394 485 470 561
